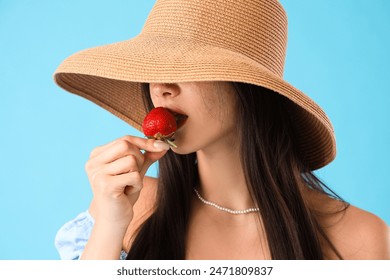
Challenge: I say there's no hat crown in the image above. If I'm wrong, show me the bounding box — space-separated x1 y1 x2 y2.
142 0 288 77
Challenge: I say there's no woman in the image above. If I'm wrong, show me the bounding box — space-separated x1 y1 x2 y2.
53 0 389 260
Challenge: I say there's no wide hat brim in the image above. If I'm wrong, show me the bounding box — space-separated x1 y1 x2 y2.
54 33 336 170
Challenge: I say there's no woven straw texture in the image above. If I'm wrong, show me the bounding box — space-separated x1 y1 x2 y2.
54 0 336 170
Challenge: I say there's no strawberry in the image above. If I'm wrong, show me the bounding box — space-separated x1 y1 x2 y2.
142 107 177 148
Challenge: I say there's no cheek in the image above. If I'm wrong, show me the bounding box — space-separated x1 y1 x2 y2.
197 84 237 127
174 82 238 153
194 91 237 142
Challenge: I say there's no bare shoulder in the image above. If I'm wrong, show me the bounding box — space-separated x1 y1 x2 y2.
325 201 390 259
122 176 158 251
304 188 389 259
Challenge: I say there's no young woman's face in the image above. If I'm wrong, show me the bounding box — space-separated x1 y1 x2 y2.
149 82 238 154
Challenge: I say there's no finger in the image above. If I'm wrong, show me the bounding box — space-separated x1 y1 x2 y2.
89 138 120 159
121 135 170 153
114 172 144 199
93 139 145 168
89 134 164 159
93 172 143 197
100 155 140 176
92 137 170 166
140 149 169 177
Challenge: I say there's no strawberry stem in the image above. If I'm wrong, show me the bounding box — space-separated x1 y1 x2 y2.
166 139 177 148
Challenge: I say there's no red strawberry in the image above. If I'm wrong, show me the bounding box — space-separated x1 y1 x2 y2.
142 107 177 148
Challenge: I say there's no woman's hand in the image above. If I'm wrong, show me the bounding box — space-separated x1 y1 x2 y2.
86 135 170 230
81 135 170 259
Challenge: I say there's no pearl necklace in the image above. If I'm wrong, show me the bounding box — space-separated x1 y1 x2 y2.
193 188 260 215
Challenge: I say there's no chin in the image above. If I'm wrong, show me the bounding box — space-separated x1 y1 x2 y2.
170 145 195 155
169 139 199 155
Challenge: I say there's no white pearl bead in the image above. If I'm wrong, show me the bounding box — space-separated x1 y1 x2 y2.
194 188 260 215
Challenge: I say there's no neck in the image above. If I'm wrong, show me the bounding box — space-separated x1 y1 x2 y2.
195 141 255 212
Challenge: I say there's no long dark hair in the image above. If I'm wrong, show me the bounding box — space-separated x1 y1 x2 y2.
126 82 348 259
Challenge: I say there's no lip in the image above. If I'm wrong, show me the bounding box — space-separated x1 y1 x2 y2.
176 115 188 129
164 107 188 129
164 107 187 117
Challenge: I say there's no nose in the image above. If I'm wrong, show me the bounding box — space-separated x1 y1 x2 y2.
149 83 180 100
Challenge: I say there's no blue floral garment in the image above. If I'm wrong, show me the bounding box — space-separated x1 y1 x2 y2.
54 210 127 260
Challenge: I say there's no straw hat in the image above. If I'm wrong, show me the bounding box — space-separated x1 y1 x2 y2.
54 0 336 170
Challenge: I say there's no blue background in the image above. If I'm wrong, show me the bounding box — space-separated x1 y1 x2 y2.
0 1 389 260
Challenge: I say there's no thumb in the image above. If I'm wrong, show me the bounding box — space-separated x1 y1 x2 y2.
140 149 169 177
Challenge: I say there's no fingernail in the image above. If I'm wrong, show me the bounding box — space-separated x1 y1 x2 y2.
153 140 170 151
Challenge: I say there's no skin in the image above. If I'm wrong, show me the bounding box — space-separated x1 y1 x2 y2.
83 82 390 260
